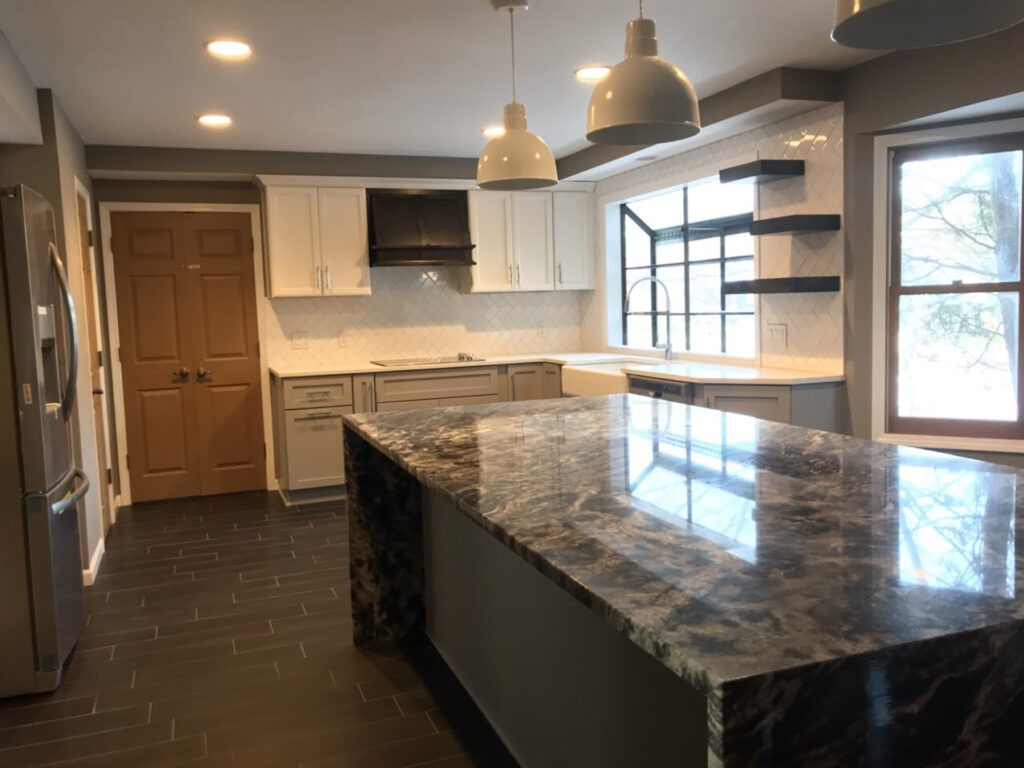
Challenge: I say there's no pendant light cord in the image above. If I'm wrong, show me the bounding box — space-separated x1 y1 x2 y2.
638 0 644 19
509 7 518 104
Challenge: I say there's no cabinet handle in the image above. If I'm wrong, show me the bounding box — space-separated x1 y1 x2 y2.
361 381 371 411
507 264 513 286
516 264 521 287
325 266 332 292
510 373 516 401
315 264 322 292
296 411 336 421
558 263 563 285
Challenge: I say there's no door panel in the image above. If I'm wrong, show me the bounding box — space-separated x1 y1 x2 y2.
111 211 265 502
513 193 554 291
137 389 194 476
186 213 266 496
112 212 199 501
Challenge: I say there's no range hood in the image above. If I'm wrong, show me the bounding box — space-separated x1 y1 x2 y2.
367 189 475 267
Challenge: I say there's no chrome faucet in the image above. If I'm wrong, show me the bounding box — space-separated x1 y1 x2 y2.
624 276 673 360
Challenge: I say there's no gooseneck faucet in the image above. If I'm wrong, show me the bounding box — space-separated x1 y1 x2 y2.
624 276 673 360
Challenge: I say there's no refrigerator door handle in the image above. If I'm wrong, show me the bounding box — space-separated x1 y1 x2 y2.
50 469 89 517
49 243 79 420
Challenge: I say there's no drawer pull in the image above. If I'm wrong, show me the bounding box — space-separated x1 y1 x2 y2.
296 412 337 421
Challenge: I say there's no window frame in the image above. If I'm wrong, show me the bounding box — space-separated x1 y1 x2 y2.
618 184 755 358
886 132 1024 440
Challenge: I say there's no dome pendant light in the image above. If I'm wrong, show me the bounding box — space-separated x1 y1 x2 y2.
477 0 558 190
832 0 1024 50
586 0 700 146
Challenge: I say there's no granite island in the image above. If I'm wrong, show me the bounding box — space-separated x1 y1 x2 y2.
343 395 1024 767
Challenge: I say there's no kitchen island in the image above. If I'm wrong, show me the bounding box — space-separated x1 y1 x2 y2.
344 395 1024 767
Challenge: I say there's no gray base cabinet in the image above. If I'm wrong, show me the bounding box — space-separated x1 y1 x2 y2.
694 382 843 431
272 374 356 505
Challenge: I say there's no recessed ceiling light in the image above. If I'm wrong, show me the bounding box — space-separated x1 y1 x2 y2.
482 125 506 138
198 113 232 128
205 40 252 60
575 66 611 83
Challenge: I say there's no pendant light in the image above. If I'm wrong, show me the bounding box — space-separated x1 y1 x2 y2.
586 0 700 146
477 0 558 190
832 0 1024 49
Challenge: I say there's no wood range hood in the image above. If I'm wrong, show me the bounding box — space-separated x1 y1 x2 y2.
366 188 476 267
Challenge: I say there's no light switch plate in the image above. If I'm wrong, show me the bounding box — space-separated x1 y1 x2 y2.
291 331 309 350
766 323 788 348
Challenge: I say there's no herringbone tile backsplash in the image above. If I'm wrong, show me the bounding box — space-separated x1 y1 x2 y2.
582 102 845 374
264 267 584 368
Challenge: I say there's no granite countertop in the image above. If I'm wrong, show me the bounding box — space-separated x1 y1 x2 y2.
343 394 1021 695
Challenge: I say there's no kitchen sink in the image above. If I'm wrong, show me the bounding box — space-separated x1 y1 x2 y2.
370 354 486 367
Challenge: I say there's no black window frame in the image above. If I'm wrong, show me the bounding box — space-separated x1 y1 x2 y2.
620 187 754 356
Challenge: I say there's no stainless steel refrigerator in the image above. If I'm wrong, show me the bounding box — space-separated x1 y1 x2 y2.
0 184 90 697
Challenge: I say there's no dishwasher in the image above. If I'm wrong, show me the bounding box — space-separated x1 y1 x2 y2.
627 375 693 403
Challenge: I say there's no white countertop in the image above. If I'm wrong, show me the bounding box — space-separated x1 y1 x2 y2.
268 351 639 378
269 353 845 386
620 361 845 385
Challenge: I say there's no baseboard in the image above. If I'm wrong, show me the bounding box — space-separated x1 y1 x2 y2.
82 536 105 586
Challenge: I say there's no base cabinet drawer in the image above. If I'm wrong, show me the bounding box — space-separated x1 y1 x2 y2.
376 399 442 412
375 367 499 403
283 406 353 490
283 376 353 409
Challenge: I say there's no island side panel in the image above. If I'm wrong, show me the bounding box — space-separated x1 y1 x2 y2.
345 426 426 645
719 620 1024 767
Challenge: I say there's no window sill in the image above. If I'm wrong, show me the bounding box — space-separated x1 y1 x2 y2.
604 345 757 367
878 432 1024 455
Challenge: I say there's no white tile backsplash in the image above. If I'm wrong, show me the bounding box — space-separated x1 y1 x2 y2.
264 266 584 368
581 102 845 374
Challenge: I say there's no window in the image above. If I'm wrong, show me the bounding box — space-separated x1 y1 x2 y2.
888 135 1024 439
619 177 755 358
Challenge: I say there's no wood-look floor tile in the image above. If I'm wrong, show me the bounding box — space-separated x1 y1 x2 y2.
0 492 515 768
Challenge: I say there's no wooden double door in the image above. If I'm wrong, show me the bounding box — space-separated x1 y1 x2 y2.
111 211 266 502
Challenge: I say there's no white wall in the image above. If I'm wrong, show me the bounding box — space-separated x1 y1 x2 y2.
581 102 845 374
264 267 585 369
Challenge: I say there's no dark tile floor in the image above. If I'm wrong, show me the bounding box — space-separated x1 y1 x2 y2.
0 492 518 768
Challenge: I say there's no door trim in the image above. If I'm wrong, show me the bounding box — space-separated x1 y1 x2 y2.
98 202 275 505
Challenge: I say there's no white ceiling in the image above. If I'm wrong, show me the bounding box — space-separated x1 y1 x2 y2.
0 0 876 159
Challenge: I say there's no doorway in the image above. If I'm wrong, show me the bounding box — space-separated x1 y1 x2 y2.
109 210 266 502
74 186 114 532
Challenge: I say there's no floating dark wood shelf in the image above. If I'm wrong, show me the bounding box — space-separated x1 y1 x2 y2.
749 214 841 236
719 159 805 184
722 276 841 295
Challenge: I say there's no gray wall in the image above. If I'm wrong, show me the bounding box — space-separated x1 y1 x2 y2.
842 23 1024 441
91 179 260 205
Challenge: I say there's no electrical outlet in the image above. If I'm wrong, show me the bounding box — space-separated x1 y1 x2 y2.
766 323 788 348
337 332 348 349
536 323 548 339
290 331 309 350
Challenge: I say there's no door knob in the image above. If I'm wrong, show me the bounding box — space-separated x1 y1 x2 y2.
196 367 211 381
173 367 190 380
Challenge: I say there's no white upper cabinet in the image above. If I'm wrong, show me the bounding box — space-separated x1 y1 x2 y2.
317 188 370 296
467 189 590 293
513 192 555 291
264 185 370 297
468 190 515 292
553 192 594 290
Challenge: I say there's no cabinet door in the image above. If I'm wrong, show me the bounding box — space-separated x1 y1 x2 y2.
467 191 514 293
283 405 352 490
699 384 791 424
374 367 499 403
318 188 371 296
265 186 321 297
542 363 562 398
553 192 593 290
439 393 501 407
509 363 546 401
513 192 555 291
